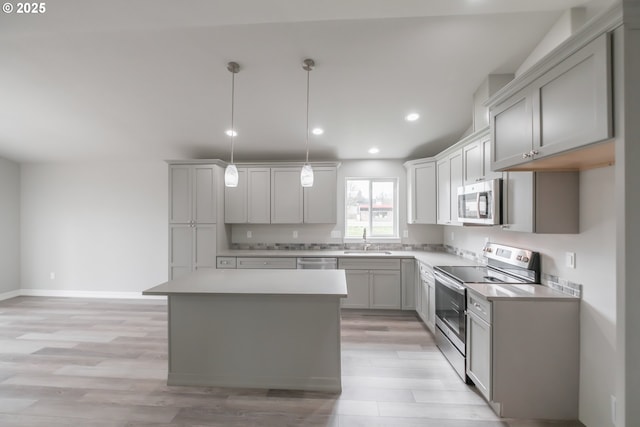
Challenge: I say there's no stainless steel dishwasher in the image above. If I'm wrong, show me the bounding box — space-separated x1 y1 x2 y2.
296 257 338 269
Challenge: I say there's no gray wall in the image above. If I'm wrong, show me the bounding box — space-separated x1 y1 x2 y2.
443 166 616 427
20 161 168 293
231 159 443 245
0 157 20 295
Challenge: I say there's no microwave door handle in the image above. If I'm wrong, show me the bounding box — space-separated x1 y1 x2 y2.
478 192 489 218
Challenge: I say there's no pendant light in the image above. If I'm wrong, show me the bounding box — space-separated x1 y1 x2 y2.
300 58 315 187
224 61 240 187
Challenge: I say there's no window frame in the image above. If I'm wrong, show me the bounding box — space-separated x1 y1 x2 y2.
344 177 399 241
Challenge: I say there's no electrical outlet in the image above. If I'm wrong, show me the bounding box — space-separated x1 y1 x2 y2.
566 252 576 269
450 231 454 241
292 230 298 239
50 272 55 280
330 230 341 238
247 230 252 239
403 230 409 238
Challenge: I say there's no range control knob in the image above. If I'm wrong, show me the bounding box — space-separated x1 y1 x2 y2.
485 248 492 253
522 256 530 263
516 255 522 261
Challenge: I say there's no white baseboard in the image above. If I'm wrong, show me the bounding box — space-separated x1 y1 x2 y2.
0 289 21 301
19 289 166 300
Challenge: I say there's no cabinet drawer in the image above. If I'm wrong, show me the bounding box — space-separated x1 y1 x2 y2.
467 292 492 324
338 258 401 270
216 257 237 269
236 257 296 269
418 262 434 280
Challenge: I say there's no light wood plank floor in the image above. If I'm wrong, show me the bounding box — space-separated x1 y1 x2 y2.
0 297 584 426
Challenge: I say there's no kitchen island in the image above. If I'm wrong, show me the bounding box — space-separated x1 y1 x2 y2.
143 269 347 392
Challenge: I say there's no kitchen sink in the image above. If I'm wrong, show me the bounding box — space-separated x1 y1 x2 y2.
343 250 393 255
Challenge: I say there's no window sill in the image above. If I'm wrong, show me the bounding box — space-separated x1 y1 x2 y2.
343 238 401 244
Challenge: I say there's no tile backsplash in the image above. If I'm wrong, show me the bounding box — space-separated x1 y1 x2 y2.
229 242 446 251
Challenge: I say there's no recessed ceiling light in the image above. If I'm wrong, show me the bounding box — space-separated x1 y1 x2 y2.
312 128 324 135
368 147 380 154
405 113 420 122
225 129 237 137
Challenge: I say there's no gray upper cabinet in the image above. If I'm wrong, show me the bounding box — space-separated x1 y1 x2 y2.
170 165 217 224
437 149 463 226
225 164 337 224
463 132 503 185
247 168 271 223
224 167 271 224
490 33 612 171
502 171 579 233
303 167 337 224
462 139 483 185
406 160 437 224
491 89 534 170
436 157 450 225
224 168 248 223
533 33 612 159
271 167 304 224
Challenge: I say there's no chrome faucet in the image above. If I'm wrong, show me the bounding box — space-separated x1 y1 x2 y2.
362 228 371 251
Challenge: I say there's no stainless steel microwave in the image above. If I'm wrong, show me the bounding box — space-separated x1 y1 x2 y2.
457 179 502 225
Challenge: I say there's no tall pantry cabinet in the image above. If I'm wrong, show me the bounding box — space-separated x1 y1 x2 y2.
168 162 223 280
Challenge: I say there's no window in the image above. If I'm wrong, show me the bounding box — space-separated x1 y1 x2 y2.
345 178 398 239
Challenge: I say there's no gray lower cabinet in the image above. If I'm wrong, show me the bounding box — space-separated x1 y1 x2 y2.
236 257 297 269
466 293 492 400
169 224 216 279
401 259 416 310
415 261 435 333
343 270 370 308
370 270 402 309
466 290 580 420
502 171 578 233
490 33 612 170
339 258 401 309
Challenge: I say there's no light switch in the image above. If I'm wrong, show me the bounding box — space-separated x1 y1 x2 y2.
330 230 341 238
293 230 299 239
247 230 252 239
403 230 409 238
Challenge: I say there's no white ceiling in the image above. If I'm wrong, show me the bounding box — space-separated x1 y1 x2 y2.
0 0 614 163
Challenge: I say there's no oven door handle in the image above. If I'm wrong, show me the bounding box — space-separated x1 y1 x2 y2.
434 271 466 293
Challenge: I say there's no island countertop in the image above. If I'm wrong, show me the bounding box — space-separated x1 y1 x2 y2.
143 269 348 297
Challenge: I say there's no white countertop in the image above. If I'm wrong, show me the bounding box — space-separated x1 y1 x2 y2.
143 269 347 297
466 282 578 301
217 249 479 267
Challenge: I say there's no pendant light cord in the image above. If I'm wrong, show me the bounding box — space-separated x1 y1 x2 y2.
305 66 310 164
230 69 236 165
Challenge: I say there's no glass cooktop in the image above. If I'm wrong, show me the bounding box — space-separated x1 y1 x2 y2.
435 265 528 284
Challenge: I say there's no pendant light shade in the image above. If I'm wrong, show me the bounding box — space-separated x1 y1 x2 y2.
301 58 315 187
224 164 239 187
301 163 314 187
225 61 240 188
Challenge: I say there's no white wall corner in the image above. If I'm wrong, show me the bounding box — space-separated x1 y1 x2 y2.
515 7 587 77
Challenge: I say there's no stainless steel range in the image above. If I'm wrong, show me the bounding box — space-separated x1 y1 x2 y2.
434 243 540 381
